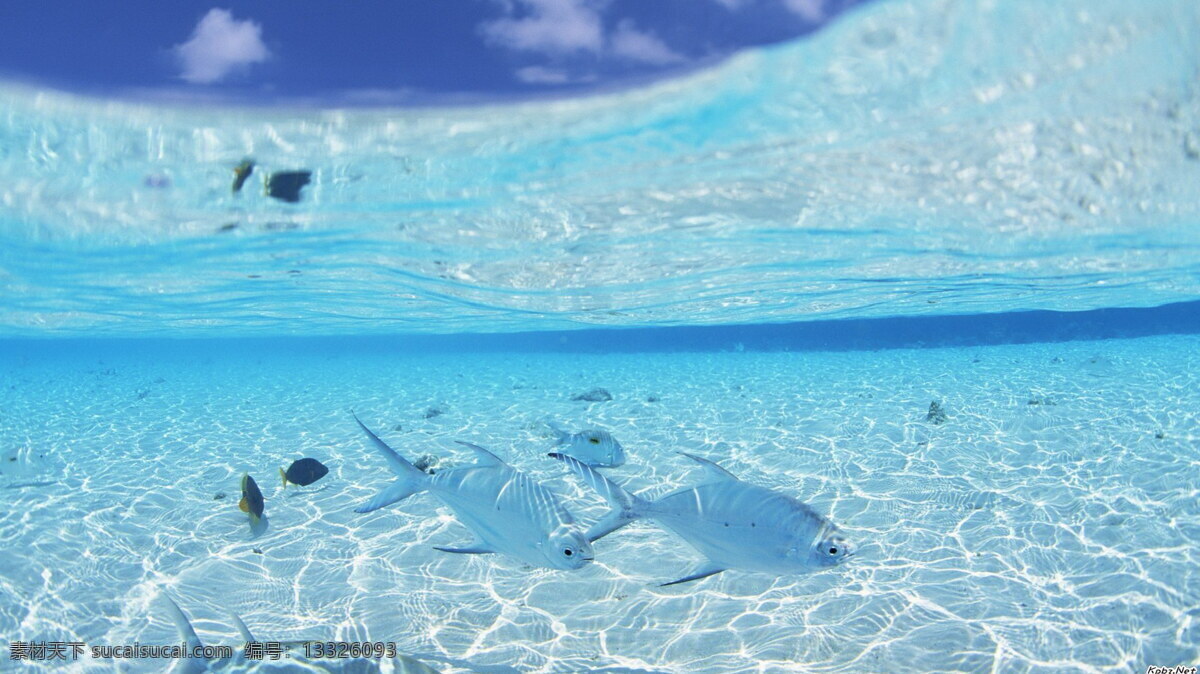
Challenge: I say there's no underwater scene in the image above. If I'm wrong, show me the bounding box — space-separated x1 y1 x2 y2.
2 0 1200 672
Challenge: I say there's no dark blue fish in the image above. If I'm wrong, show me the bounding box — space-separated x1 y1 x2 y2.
280 458 329 488
265 170 311 202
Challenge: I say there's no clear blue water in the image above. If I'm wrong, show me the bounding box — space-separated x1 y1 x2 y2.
2 0 1200 672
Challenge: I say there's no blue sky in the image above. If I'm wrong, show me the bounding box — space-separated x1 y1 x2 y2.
0 0 869 105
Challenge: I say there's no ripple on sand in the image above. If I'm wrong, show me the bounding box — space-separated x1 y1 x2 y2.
0 335 1197 671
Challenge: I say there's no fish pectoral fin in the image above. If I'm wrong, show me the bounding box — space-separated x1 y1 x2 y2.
432 544 495 555
238 497 249 513
659 563 725 587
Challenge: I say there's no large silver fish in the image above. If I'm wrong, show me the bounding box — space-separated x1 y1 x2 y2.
353 414 593 570
162 593 440 674
546 421 626 468
551 452 854 586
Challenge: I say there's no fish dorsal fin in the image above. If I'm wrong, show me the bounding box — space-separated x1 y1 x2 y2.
226 609 255 643
678 452 738 482
161 593 203 652
454 441 505 467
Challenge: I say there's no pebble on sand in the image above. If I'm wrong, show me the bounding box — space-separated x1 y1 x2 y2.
926 401 948 424
572 388 613 402
413 454 439 475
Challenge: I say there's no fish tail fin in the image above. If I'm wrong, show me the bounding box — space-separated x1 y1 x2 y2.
160 593 203 652
354 479 425 513
225 608 255 643
550 452 648 542
351 412 429 513
545 419 569 444
279 467 288 489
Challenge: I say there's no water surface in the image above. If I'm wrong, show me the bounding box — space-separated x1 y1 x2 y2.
1 0 1198 337
1 0 1199 672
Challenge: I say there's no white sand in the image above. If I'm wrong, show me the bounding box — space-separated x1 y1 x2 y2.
1 334 1197 672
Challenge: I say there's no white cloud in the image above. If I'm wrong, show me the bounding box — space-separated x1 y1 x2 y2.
514 66 573 84
481 1 692 84
174 9 270 84
515 66 598 85
609 21 685 65
480 0 603 55
712 0 828 20
783 0 826 22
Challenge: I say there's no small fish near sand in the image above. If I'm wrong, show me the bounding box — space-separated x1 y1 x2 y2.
280 458 329 488
351 413 594 570
545 421 626 468
231 159 254 193
552 452 854 586
265 170 312 203
238 473 265 525
571 387 613 402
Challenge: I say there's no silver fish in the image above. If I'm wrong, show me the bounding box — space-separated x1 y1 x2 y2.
546 421 626 467
353 414 593 570
551 452 854 586
162 593 440 674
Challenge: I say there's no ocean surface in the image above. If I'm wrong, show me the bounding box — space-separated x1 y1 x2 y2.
1 0 1199 672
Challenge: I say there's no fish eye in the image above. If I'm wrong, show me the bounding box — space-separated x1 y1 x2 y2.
563 548 573 557
829 547 838 555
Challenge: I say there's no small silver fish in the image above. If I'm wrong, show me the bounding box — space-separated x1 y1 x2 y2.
552 452 854 586
353 414 593 571
546 421 626 467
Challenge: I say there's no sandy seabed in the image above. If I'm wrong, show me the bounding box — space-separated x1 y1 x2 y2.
1 334 1197 673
